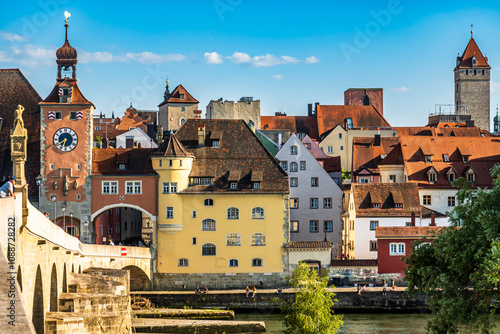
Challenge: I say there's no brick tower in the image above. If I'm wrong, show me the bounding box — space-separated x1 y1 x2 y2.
39 13 95 242
454 30 491 131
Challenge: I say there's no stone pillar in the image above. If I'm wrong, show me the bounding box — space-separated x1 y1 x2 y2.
10 105 27 187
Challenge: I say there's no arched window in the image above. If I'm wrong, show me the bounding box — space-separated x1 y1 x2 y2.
252 207 265 219
202 243 216 256
178 258 189 267
204 198 214 206
227 207 239 219
226 233 241 246
202 219 216 231
251 233 266 246
180 118 186 126
290 162 298 172
229 259 239 267
252 258 263 267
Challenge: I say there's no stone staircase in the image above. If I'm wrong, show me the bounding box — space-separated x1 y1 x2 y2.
45 268 131 334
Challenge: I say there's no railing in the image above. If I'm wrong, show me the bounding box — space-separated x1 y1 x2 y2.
330 259 377 267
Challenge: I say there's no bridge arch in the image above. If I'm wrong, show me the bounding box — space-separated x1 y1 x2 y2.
50 264 58 312
122 265 152 291
32 265 44 334
91 204 156 222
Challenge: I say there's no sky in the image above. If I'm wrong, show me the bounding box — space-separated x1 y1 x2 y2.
2 0 500 128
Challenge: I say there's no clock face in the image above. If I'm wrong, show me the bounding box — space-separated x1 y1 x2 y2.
54 128 78 152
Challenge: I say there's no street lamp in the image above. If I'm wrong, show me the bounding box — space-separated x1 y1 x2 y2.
51 195 57 224
35 175 42 209
62 206 66 232
69 213 73 236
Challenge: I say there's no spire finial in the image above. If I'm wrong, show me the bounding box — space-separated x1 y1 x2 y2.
471 24 473 38
64 11 71 40
163 76 171 100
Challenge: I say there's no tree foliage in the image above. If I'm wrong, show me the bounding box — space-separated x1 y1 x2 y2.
405 165 500 334
281 262 343 334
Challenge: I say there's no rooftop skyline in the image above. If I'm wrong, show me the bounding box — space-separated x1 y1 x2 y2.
2 0 500 128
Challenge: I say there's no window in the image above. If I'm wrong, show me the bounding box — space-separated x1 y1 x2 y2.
323 198 332 209
310 198 318 209
252 207 265 219
327 146 333 154
467 172 475 183
390 242 405 256
50 163 54 170
178 258 189 267
372 203 380 208
311 177 318 187
204 198 214 206
324 221 333 232
251 233 266 246
395 203 403 209
230 182 237 189
159 160 163 167
169 160 173 167
300 161 306 170
166 207 174 218
281 161 287 171
448 172 455 183
252 258 263 267
290 162 298 172
340 146 344 151
162 182 177 194
448 196 456 207
253 182 260 189
69 111 77 120
370 241 377 251
77 163 81 170
102 181 118 194
290 221 299 232
95 126 101 130
202 243 216 256
345 118 353 129
190 177 213 185
290 198 299 209
428 173 436 183
76 194 81 200
192 237 197 245
227 207 239 219
192 211 197 218
290 146 297 155
202 219 216 231
443 154 449 162
425 156 432 163
339 133 343 139
226 233 241 246
229 259 239 267
180 118 186 126
125 181 141 194
212 140 219 148
423 195 431 205
310 221 319 232
180 94 185 100
360 178 369 184
54 112 62 119
389 175 396 183
370 221 379 231
124 222 127 231
290 178 298 187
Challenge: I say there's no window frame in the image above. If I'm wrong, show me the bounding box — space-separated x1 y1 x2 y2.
311 177 319 187
125 181 142 195
202 243 216 256
178 258 189 267
448 196 456 207
204 198 214 206
309 220 319 233
310 198 318 209
324 220 333 232
300 161 306 170
227 207 239 220
166 206 174 219
280 161 288 171
423 195 432 205
389 242 405 256
251 233 266 246
252 258 263 267
290 198 299 209
370 240 377 251
290 178 298 187
202 218 216 231
323 197 332 209
290 221 299 233
290 162 298 172
370 220 379 231
251 207 265 219
290 146 297 155
102 181 118 194
226 233 242 246
229 259 239 267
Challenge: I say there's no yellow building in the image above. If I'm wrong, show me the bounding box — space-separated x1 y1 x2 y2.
152 119 290 289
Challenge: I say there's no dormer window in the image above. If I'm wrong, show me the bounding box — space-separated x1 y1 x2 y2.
118 163 126 170
212 140 219 148
230 182 237 189
425 156 432 163
345 118 353 129
466 169 475 183
395 203 403 209
362 94 370 106
448 172 455 183
443 154 449 162
372 203 380 208
253 182 260 189
428 172 436 183
472 56 477 68
58 87 72 103
180 94 185 100
463 156 470 164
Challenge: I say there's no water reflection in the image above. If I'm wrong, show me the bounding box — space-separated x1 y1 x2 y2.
235 313 500 333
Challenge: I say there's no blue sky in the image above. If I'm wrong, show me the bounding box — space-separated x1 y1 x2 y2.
2 0 500 128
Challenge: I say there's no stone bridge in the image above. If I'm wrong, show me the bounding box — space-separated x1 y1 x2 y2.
0 194 152 333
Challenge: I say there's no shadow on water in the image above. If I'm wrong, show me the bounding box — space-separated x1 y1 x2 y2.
235 313 500 334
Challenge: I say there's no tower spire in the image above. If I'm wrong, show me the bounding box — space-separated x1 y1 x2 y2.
163 76 170 100
471 24 473 38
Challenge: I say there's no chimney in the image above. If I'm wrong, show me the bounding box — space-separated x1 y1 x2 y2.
278 133 282 148
198 124 205 147
193 110 202 119
430 212 436 226
308 104 313 116
315 102 320 115
411 212 415 226
466 120 474 127
374 134 381 147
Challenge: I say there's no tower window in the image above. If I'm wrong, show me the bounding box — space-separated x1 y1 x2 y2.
180 94 185 100
70 112 77 120
465 70 469 75
362 95 370 106
482 70 485 75
474 70 477 76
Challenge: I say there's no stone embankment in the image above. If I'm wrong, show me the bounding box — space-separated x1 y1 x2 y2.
133 318 266 333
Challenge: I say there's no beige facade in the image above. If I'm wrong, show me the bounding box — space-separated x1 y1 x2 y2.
206 98 261 129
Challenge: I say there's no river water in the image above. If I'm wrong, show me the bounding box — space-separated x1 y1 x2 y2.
235 313 500 333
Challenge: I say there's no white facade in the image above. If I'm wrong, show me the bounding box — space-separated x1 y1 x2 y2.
418 188 456 225
276 134 343 261
116 127 158 149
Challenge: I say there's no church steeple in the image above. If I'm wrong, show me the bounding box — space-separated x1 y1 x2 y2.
56 11 78 80
163 77 170 100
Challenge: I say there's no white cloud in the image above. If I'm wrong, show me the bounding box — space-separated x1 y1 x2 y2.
390 86 414 93
0 51 12 62
0 31 27 42
271 74 284 80
204 51 223 64
491 82 500 93
9 44 54 68
79 51 114 63
124 52 186 64
226 52 320 67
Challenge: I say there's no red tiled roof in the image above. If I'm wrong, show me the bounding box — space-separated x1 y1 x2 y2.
158 84 198 106
0 69 42 199
393 126 486 137
284 241 333 249
379 143 404 166
352 137 399 173
456 37 490 69
91 148 156 175
159 133 193 157
260 116 319 139
316 105 391 137
323 156 341 172
352 183 421 217
41 79 94 106
375 226 443 238
399 136 500 188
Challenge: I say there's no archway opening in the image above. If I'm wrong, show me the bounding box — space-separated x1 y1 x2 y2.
54 216 81 238
122 265 151 291
32 265 44 334
91 205 153 247
50 264 58 312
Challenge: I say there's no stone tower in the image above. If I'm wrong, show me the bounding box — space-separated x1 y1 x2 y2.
39 13 95 242
158 80 199 133
454 31 491 131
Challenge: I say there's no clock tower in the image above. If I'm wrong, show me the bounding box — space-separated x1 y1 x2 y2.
39 13 94 242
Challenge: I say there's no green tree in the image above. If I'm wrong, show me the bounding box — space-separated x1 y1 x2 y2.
405 165 500 334
281 262 343 334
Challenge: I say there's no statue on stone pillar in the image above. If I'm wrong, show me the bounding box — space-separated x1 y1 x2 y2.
63 174 70 196
11 104 27 186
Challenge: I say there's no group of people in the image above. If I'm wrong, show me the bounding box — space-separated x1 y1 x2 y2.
356 280 397 295
194 286 209 294
245 286 257 298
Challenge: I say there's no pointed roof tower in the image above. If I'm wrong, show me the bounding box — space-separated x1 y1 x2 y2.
56 11 78 80
455 28 490 70
158 84 199 107
158 133 193 157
